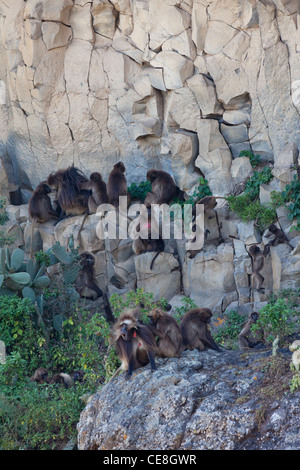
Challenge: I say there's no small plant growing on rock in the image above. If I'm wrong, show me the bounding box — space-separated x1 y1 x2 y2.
239 150 261 168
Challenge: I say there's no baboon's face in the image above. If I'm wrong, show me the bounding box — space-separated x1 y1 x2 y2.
199 309 212 323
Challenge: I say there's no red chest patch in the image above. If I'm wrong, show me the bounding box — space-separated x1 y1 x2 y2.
133 330 142 347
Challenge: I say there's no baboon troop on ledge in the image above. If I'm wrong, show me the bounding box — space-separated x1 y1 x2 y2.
27 164 295 380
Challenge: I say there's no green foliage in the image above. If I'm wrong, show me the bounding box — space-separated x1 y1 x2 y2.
251 298 300 346
212 309 245 350
0 380 85 450
0 296 46 372
226 166 276 230
280 174 300 231
34 250 51 267
0 197 15 248
290 372 300 393
127 180 152 202
239 150 261 168
109 287 169 323
172 296 198 323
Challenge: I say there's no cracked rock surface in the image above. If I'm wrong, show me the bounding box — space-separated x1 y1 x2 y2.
77 348 300 450
0 0 299 197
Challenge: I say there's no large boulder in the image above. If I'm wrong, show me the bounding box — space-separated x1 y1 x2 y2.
77 348 300 450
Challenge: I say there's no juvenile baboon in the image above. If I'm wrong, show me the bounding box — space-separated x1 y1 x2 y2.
132 209 165 270
107 162 129 208
193 195 225 241
144 169 177 207
148 308 183 358
75 252 103 300
248 245 267 301
81 172 108 213
28 182 59 258
264 223 294 251
238 311 264 350
78 172 108 237
47 166 90 219
180 308 221 352
110 310 157 380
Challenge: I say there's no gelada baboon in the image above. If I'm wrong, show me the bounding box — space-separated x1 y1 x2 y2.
29 367 49 384
144 169 177 207
28 182 59 258
47 166 90 219
180 308 221 352
132 208 165 270
238 311 264 350
78 172 108 237
193 195 225 240
248 245 267 301
110 310 157 380
74 251 113 321
75 252 103 300
148 308 183 358
107 162 129 208
264 223 294 251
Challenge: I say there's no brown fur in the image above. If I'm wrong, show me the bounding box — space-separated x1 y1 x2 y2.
29 367 49 384
28 182 59 258
238 311 264 350
75 252 113 321
47 166 89 217
248 245 267 300
107 162 128 208
78 172 108 237
46 373 73 388
110 311 157 380
132 210 165 270
188 196 226 259
80 172 108 214
144 169 177 207
75 252 103 300
264 223 293 251
148 308 183 358
180 308 221 352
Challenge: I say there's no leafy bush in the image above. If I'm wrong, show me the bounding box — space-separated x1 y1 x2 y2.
0 296 46 372
251 298 300 346
212 309 245 350
127 180 152 202
226 166 276 230
0 377 85 450
109 287 169 322
280 175 300 231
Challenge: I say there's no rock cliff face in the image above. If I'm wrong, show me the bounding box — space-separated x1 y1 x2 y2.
77 348 300 450
1 0 300 316
0 0 299 199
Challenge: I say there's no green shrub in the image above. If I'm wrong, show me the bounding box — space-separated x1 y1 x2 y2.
128 180 152 202
0 379 86 450
226 166 276 230
0 296 46 372
109 287 169 322
281 175 300 231
212 310 245 350
251 298 300 346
